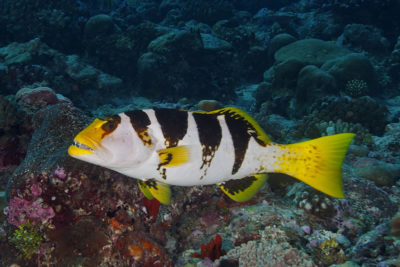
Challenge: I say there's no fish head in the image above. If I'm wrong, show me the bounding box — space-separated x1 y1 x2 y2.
68 113 149 168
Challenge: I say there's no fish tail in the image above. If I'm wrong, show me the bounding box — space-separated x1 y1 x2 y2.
273 133 355 198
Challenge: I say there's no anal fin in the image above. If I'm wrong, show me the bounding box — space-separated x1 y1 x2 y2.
218 174 268 202
138 180 171 205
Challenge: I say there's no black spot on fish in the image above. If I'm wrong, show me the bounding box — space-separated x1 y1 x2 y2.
154 108 188 148
193 112 222 170
125 110 152 146
220 176 257 195
160 168 167 180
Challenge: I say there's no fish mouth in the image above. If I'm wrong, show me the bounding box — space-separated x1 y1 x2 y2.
68 118 106 157
68 139 96 157
72 140 94 152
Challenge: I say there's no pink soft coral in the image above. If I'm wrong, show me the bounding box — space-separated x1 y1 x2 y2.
4 197 55 226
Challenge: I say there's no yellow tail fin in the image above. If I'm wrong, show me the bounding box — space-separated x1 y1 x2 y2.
274 133 355 198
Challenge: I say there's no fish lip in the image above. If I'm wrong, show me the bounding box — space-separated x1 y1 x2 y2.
72 140 95 152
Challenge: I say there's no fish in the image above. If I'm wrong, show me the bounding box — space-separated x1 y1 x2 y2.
68 107 355 204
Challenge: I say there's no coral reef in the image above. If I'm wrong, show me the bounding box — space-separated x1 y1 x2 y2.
0 98 398 265
294 96 388 140
274 39 350 66
0 39 123 109
0 0 82 53
341 24 390 54
0 95 20 134
267 33 296 61
216 226 316 267
192 234 226 261
313 237 347 265
5 196 55 227
16 86 71 114
9 221 43 259
0 95 30 189
286 183 336 218
321 53 377 95
353 158 400 186
391 215 400 237
196 99 223 112
344 79 368 97
180 0 233 25
295 65 338 113
136 29 236 101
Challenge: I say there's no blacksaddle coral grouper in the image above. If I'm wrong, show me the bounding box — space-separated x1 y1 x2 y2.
68 107 355 204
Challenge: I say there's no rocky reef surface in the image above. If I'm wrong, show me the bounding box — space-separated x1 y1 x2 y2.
0 0 399 266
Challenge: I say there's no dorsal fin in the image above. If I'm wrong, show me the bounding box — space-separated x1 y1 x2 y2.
208 107 271 146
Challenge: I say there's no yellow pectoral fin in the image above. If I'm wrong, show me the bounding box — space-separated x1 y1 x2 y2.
275 133 355 198
138 181 154 200
158 146 190 167
219 174 268 202
139 180 171 205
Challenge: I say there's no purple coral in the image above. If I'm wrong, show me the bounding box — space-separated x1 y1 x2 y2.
4 197 55 226
54 166 67 179
30 183 42 197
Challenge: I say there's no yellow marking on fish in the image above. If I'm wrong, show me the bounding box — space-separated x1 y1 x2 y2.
158 146 191 167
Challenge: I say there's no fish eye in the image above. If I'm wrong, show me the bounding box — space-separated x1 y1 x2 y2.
100 115 121 133
102 121 116 132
